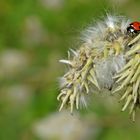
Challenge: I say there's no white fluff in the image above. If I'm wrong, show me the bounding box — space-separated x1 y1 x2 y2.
95 54 126 89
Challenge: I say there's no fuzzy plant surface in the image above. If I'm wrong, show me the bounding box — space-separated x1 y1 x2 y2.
57 15 140 121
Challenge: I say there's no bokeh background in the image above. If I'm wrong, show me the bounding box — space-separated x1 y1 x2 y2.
0 0 140 140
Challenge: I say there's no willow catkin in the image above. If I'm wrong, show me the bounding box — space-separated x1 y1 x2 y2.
57 15 140 121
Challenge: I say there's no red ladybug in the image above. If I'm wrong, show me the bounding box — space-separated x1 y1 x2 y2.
127 21 140 34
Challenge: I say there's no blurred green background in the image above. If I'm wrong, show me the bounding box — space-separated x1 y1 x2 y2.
0 0 140 140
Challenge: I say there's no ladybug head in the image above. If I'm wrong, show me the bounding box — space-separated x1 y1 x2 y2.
127 25 138 35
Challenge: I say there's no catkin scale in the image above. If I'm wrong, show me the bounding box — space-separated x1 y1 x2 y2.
58 15 140 121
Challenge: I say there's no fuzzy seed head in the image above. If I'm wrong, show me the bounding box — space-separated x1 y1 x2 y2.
57 14 140 121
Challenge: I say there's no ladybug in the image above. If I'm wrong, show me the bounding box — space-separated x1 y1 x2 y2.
127 21 140 35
